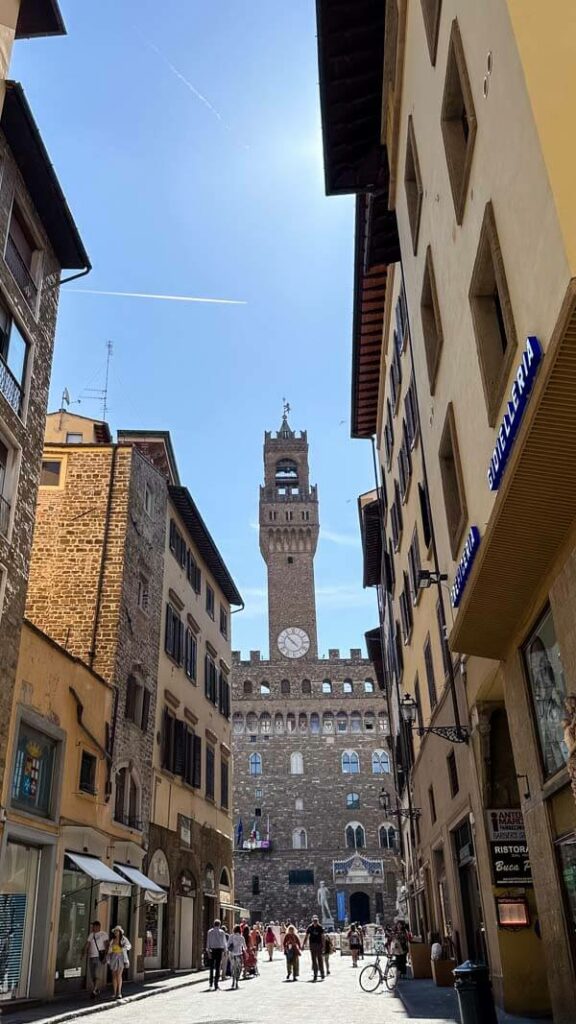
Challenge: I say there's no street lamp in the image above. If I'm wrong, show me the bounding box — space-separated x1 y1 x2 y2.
418 569 448 589
379 788 421 819
401 693 469 744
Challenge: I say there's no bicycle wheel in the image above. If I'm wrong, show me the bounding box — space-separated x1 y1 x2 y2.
359 963 383 993
385 963 399 991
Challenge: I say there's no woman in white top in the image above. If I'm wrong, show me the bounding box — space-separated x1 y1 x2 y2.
227 925 247 989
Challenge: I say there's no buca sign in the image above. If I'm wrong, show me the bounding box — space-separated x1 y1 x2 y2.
451 526 481 608
487 335 542 491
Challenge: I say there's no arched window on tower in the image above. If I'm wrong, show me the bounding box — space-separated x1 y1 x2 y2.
364 678 375 693
290 752 304 775
337 712 348 734
249 753 262 775
372 750 391 774
281 679 290 696
341 750 360 774
299 713 308 733
232 713 244 735
260 681 270 696
302 679 311 695
322 679 332 694
260 713 271 734
310 713 320 734
286 713 296 733
275 459 298 482
274 713 284 734
379 824 397 850
345 822 365 849
346 792 360 809
343 679 354 694
243 680 253 695
246 713 258 734
350 712 362 734
322 711 334 734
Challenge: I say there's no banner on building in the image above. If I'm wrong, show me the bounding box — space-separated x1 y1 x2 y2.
336 890 346 922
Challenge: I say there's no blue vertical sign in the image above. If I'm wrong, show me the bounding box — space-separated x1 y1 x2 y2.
336 890 346 922
487 336 542 490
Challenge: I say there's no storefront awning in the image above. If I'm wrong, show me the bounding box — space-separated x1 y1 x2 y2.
220 902 242 912
114 864 167 904
66 852 131 898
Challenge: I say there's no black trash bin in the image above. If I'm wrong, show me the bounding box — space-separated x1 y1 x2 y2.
453 960 498 1024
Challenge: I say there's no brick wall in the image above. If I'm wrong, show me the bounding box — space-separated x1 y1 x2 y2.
231 654 400 926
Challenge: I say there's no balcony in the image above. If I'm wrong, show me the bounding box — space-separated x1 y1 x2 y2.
260 485 318 503
0 355 22 414
0 494 11 537
237 839 272 853
5 234 38 308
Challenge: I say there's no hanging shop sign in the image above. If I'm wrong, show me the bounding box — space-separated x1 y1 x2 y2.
451 526 481 608
487 809 526 843
487 335 542 491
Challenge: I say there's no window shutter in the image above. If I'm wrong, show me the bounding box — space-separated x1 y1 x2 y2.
184 730 194 785
218 672 224 713
161 708 171 770
164 604 173 655
204 655 210 699
193 734 202 788
169 518 176 552
125 676 136 720
141 688 151 732
418 483 432 548
174 720 186 777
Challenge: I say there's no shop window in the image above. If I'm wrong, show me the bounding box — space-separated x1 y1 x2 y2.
469 202 518 426
345 823 365 849
523 606 569 778
0 298 28 414
441 20 477 224
420 0 442 64
439 403 467 557
79 751 97 795
405 116 423 253
11 720 58 818
421 246 444 394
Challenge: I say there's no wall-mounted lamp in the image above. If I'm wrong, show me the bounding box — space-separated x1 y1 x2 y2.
378 788 421 819
400 693 469 744
418 570 448 590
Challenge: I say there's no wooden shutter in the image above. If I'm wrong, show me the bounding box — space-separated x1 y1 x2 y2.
125 676 137 720
174 720 186 777
141 688 151 732
193 734 202 788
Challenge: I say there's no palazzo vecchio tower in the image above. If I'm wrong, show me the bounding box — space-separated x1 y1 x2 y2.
231 409 399 926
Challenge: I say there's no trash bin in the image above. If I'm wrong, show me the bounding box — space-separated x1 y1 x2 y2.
453 961 498 1024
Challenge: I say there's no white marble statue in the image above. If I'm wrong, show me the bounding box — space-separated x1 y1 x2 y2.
317 880 333 925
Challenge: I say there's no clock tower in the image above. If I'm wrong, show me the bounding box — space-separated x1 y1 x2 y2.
259 406 319 661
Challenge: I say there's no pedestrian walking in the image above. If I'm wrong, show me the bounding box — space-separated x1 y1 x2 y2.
347 923 361 967
323 932 333 976
206 918 227 990
227 925 247 990
303 914 325 981
283 924 302 981
84 920 108 999
265 924 277 961
107 926 131 1001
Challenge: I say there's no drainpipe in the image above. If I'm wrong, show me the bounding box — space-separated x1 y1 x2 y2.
89 446 118 669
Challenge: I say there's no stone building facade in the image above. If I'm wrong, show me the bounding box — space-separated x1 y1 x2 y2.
232 415 399 926
0 79 89 810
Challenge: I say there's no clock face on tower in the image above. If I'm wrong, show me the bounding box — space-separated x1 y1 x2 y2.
277 627 310 659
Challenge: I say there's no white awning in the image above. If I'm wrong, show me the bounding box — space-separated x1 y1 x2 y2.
66 853 132 898
114 863 168 904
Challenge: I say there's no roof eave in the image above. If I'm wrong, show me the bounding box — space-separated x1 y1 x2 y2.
15 0 66 38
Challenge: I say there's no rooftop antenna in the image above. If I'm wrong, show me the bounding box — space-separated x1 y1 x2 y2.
83 341 113 421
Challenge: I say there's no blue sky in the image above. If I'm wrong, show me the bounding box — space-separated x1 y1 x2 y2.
13 1 377 658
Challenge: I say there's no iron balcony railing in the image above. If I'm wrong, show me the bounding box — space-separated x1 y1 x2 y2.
0 355 22 414
5 234 38 307
0 494 10 537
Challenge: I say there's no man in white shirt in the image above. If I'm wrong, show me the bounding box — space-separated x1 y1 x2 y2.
206 919 227 990
84 920 108 998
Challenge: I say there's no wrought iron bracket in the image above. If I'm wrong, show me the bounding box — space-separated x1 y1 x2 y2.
396 808 422 820
418 725 469 744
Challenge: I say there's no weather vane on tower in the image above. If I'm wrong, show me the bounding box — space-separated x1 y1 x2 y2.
282 397 291 418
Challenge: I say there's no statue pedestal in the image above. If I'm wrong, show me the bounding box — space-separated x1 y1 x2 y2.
322 916 335 930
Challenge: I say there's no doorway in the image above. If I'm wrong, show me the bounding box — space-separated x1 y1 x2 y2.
349 891 370 924
178 897 194 969
0 843 40 1000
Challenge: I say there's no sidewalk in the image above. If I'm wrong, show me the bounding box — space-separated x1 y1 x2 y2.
0 970 211 1024
397 978 552 1023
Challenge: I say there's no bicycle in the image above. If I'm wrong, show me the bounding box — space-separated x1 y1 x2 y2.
359 952 400 993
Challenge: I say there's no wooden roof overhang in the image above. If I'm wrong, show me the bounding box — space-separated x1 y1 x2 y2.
450 282 576 660
351 193 399 439
316 0 390 195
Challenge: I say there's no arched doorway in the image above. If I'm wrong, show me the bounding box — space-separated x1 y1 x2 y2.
349 891 370 925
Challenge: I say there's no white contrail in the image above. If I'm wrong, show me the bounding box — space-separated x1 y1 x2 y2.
146 39 226 127
69 289 246 306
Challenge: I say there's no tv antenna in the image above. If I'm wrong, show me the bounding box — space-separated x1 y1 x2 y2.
82 341 113 420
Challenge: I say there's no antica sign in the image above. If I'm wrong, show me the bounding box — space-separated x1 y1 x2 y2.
487 336 542 491
451 526 481 608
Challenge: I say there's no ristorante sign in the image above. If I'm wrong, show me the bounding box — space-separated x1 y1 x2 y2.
487 336 542 491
